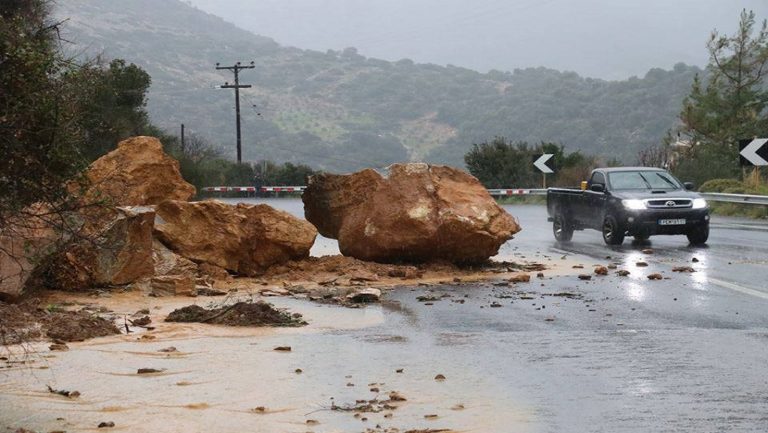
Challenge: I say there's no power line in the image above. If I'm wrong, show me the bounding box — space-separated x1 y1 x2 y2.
215 61 255 163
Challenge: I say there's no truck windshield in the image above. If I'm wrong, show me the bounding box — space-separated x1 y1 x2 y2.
608 171 682 191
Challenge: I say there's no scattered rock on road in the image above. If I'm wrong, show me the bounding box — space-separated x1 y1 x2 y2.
594 266 608 276
346 288 381 304
672 266 696 273
647 273 663 280
578 274 592 281
509 273 531 283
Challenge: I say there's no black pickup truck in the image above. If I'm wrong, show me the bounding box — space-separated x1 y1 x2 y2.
547 167 710 245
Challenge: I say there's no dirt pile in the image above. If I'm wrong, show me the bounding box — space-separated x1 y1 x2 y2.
165 301 306 327
303 163 520 264
0 301 119 344
154 200 317 275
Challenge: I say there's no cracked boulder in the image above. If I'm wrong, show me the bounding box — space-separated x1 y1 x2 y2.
154 200 317 276
302 163 520 263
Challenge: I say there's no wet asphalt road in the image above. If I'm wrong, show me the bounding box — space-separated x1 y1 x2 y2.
254 199 768 432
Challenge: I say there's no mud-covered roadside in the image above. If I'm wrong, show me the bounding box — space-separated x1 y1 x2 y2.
0 300 120 345
0 251 567 347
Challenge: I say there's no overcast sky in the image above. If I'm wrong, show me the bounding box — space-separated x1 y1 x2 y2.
189 0 767 80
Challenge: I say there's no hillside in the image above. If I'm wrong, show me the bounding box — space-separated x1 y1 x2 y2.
56 0 701 171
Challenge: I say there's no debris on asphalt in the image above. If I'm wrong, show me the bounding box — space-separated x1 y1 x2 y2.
616 270 630 277
47 385 80 398
594 266 608 275
672 266 696 273
346 288 381 304
636 261 649 267
647 273 663 280
578 274 592 281
509 274 530 283
137 368 165 374
165 301 306 327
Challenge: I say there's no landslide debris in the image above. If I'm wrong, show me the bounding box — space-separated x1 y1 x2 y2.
164 301 306 327
0 300 119 344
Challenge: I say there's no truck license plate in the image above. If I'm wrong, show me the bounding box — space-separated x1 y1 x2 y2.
659 218 686 225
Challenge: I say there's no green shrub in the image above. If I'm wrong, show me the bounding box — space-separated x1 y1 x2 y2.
699 178 743 193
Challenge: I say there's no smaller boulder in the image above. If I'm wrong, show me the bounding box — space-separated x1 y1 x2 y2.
151 275 196 297
346 288 381 304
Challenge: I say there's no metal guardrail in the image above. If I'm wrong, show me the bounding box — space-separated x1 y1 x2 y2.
699 192 768 205
203 186 768 205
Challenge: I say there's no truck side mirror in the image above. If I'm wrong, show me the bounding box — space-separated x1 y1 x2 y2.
590 184 605 193
684 182 695 191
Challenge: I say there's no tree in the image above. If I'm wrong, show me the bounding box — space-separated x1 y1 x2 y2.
464 138 595 188
464 138 536 188
75 58 152 161
677 9 768 183
0 0 89 223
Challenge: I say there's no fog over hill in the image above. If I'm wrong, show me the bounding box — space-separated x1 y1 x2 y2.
54 0 760 171
188 0 765 80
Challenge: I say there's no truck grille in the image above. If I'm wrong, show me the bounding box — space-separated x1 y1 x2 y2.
645 199 692 208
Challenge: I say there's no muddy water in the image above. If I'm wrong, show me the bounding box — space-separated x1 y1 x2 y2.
1 292 528 433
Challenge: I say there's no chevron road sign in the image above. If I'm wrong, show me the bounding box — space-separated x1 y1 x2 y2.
739 138 768 166
533 153 555 174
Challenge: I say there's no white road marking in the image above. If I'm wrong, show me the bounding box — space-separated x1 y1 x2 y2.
708 277 768 300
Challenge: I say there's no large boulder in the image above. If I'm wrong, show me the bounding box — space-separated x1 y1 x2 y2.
153 200 317 276
38 207 155 290
303 163 521 263
84 136 195 206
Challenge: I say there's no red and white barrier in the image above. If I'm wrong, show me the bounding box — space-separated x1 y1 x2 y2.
260 186 306 192
202 186 306 193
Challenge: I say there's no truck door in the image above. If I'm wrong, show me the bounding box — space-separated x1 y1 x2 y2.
585 172 608 229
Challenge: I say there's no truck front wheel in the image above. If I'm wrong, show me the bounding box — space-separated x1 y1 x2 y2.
553 213 574 242
686 223 709 245
602 215 625 245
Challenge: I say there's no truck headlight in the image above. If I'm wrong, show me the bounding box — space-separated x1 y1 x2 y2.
622 199 646 210
692 198 707 209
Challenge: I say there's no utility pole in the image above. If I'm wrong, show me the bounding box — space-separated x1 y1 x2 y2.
180 123 185 153
216 61 254 163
